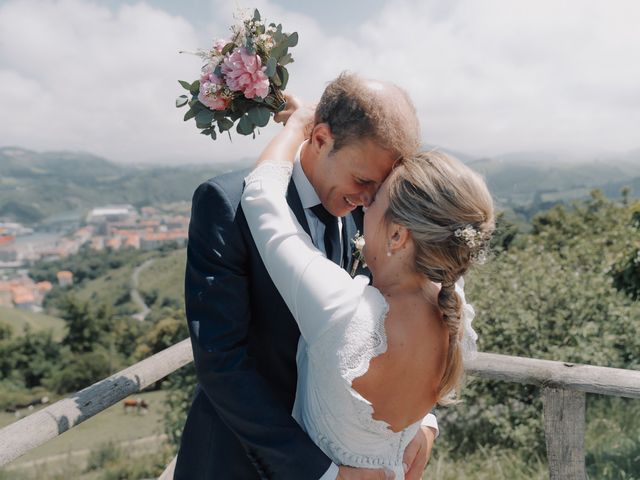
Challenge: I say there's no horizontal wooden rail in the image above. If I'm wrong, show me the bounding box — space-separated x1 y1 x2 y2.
467 352 640 398
0 339 193 467
1 339 639 474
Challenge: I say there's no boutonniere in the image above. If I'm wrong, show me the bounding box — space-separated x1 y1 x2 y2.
350 231 366 277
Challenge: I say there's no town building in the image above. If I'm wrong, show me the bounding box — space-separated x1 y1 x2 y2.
57 271 73 287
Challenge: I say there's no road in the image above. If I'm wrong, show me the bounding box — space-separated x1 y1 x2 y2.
131 258 155 322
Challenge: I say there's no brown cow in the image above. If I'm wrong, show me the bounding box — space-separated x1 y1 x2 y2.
122 397 149 414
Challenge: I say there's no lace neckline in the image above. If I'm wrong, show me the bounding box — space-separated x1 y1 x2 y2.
342 285 398 434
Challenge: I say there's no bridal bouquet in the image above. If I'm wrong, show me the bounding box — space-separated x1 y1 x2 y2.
176 9 298 140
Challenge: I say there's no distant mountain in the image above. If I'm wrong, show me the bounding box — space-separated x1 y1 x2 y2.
1 146 638 225
463 150 640 207
0 147 246 224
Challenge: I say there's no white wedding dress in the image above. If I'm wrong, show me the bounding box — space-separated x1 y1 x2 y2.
241 161 476 479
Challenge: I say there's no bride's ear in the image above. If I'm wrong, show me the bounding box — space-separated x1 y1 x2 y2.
388 224 411 254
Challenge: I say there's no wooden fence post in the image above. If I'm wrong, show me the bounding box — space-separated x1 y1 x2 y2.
542 387 587 480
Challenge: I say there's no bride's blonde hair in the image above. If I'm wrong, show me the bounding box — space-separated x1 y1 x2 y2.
385 151 495 404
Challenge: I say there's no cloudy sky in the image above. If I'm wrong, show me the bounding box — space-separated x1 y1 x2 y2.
1 0 639 164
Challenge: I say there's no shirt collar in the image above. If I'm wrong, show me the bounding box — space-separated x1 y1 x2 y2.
292 140 321 210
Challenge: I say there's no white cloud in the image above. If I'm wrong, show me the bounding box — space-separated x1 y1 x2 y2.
1 0 639 164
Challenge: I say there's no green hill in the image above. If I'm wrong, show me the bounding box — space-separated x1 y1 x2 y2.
0 147 248 224
0 306 66 340
467 155 640 207
137 248 186 311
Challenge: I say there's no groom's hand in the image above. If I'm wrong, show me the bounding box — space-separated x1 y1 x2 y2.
402 426 436 480
338 466 395 480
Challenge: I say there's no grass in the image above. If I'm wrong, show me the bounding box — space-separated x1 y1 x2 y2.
424 394 640 479
0 306 66 340
0 389 168 475
137 248 186 311
425 446 548 480
74 262 140 316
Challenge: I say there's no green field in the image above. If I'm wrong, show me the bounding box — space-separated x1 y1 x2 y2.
137 248 186 311
0 389 169 478
0 306 66 340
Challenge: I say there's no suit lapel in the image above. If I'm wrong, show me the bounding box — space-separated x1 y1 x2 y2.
286 179 311 237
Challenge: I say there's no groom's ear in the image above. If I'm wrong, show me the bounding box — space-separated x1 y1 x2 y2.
310 123 334 155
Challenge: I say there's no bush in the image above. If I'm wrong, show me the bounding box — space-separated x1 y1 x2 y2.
436 193 640 469
48 349 114 394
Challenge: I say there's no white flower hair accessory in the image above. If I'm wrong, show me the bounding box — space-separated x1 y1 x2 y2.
454 225 490 265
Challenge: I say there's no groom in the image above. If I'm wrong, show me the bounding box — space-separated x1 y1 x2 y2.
174 72 437 480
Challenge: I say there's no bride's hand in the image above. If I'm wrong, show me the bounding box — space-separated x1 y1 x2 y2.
274 93 315 138
256 95 315 166
338 465 395 480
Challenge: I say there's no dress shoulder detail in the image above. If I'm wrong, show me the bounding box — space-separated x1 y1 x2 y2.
243 160 293 194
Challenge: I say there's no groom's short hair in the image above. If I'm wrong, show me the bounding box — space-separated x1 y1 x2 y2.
314 72 421 161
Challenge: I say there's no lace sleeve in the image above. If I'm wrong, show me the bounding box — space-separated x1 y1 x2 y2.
243 160 293 194
241 159 364 343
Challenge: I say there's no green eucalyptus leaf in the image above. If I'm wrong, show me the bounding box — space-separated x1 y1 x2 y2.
245 37 255 54
178 80 192 91
211 129 217 140
195 110 215 129
200 127 212 135
176 95 189 108
272 30 284 45
279 66 289 90
253 9 261 22
221 42 235 55
279 53 294 66
247 107 270 127
270 41 288 60
229 110 243 121
287 32 299 47
183 108 197 122
272 69 282 87
218 118 234 132
265 57 277 78
237 115 255 135
191 100 206 112
189 80 200 94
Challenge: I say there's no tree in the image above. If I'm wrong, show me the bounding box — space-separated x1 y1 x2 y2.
437 192 640 464
59 295 109 353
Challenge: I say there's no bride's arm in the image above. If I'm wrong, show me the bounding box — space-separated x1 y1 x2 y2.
257 103 315 167
242 116 364 344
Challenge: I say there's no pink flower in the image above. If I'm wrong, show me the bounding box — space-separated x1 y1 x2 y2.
198 80 230 111
221 48 269 99
212 38 228 54
200 69 223 86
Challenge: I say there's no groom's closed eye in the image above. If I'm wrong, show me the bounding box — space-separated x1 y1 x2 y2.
355 177 374 186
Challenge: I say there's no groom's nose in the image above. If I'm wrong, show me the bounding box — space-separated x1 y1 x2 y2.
359 185 377 207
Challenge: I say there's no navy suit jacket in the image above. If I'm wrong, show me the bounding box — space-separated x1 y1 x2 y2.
174 169 364 479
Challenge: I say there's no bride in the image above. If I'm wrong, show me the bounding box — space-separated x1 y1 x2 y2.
241 108 494 479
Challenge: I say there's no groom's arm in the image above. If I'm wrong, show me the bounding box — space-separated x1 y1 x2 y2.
184 178 332 479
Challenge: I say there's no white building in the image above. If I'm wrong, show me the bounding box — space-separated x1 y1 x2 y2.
86 205 137 225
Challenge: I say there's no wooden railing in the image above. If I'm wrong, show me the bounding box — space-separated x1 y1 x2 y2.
1 341 639 480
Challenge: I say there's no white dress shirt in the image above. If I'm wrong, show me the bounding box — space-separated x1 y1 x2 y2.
292 143 344 267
